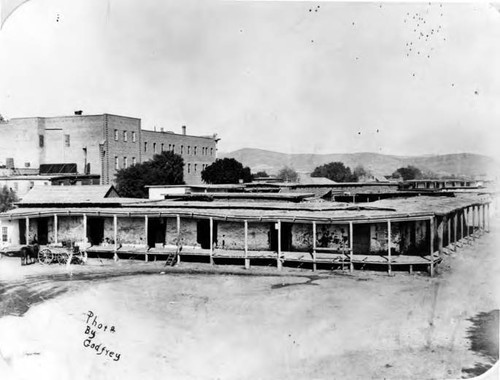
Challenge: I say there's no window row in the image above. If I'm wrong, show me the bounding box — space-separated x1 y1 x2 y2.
114 130 137 143
144 142 214 156
187 163 209 174
114 156 137 170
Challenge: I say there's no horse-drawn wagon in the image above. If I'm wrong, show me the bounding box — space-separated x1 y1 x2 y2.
37 244 86 265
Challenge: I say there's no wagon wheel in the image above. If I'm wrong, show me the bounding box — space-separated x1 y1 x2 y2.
57 251 69 264
38 249 53 265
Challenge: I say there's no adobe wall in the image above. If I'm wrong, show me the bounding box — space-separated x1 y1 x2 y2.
313 223 350 250
116 217 145 244
216 221 271 251
166 218 198 246
56 216 85 242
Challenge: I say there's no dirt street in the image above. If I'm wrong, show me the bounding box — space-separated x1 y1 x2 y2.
0 220 498 380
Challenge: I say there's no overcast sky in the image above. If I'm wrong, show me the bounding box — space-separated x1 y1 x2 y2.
0 0 499 158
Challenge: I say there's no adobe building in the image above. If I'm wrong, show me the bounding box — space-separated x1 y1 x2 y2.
0 113 219 185
0 186 493 276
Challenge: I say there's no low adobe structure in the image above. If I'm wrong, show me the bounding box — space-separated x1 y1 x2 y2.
0 185 493 276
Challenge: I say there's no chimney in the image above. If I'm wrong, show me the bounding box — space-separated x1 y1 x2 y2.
74 110 83 115
182 125 186 135
160 128 164 132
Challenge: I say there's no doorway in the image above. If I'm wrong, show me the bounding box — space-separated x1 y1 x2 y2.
87 217 104 245
37 217 49 245
269 222 292 252
147 218 166 248
197 219 218 249
352 224 371 254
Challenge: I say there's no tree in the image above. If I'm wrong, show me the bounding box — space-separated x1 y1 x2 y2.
0 114 5 123
311 162 355 182
0 185 18 212
115 151 184 198
391 165 423 181
201 158 252 184
353 165 371 182
276 166 298 182
254 171 269 178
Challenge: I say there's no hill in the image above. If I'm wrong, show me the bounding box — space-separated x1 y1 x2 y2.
220 149 498 178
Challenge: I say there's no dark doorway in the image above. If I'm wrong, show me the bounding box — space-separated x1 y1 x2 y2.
269 222 292 252
353 224 371 254
147 218 166 248
37 217 49 245
87 217 104 245
19 219 26 245
197 219 218 249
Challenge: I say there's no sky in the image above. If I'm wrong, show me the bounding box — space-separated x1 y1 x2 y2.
0 0 499 158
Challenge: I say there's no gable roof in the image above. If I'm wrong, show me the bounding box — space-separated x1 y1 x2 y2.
19 185 120 205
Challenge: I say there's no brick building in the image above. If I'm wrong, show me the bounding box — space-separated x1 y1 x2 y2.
0 113 219 185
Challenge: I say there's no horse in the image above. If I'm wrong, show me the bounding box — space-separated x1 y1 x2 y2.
20 245 38 266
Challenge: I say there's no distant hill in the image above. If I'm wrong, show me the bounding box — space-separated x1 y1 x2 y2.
220 149 498 178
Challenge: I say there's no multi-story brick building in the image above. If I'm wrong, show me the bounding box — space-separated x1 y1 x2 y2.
0 113 219 185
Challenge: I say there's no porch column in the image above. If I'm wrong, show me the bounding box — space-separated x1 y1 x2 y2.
447 215 451 249
244 220 249 269
459 209 463 242
429 217 434 277
349 221 354 273
472 206 476 238
486 203 490 233
277 220 282 271
387 220 392 275
25 217 29 244
453 212 457 251
54 214 58 244
113 215 118 261
176 215 181 264
437 217 444 257
312 221 317 272
209 217 214 265
482 204 486 232
144 216 149 262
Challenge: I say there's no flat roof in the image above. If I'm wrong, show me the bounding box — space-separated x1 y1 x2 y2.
1 194 491 222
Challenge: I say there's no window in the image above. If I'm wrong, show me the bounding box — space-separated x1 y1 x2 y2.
187 163 191 174
132 157 136 166
187 146 191 155
65 134 70 147
153 143 157 153
24 162 30 168
123 131 128 142
144 142 148 152
123 157 128 168
194 163 197 172
172 144 175 152
1 226 7 242
180 145 184 154
114 129 119 141
168 144 171 151
161 143 164 152
210 148 213 156
132 131 136 142
114 156 119 170
194 146 197 155
39 135 44 148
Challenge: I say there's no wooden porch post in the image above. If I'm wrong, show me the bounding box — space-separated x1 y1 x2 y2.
349 221 354 273
387 220 392 275
53 214 58 244
209 217 214 265
482 204 486 233
144 215 149 262
429 217 434 277
486 203 490 233
312 221 317 272
437 217 444 257
459 209 463 242
176 215 181 264
25 217 29 244
447 215 451 249
83 214 88 261
113 215 118 261
277 220 282 271
244 220 249 269
472 205 476 238
453 212 457 251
